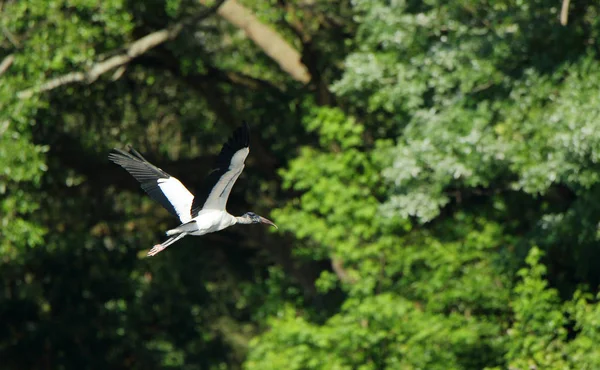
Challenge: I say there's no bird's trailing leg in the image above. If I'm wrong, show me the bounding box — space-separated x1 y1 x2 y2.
147 232 188 257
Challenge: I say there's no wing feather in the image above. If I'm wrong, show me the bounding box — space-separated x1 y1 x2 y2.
109 147 195 223
191 123 250 214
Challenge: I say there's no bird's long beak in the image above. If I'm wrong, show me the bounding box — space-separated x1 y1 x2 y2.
259 216 278 229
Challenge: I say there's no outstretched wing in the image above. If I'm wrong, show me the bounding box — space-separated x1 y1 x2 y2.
108 147 195 223
191 123 250 215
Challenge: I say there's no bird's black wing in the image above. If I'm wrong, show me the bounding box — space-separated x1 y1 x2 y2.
109 147 195 223
191 123 250 216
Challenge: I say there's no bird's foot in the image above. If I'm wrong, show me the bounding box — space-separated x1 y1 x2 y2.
147 244 166 257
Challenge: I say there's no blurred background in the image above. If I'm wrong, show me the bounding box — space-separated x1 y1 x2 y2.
2 0 600 369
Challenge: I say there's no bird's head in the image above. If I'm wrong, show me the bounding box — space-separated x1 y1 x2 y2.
239 212 278 229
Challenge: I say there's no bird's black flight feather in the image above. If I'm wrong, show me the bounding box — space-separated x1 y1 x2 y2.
108 147 181 217
191 122 250 216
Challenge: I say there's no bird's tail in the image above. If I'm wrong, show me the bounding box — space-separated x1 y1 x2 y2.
166 220 197 236
165 229 180 236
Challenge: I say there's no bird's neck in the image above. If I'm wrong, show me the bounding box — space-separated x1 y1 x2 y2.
235 216 253 225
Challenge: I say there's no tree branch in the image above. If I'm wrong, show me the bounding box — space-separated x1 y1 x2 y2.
17 0 227 99
202 0 311 84
331 257 357 284
560 0 571 26
0 54 14 77
1 24 20 49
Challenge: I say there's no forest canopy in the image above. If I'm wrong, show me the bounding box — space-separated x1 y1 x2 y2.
2 0 600 369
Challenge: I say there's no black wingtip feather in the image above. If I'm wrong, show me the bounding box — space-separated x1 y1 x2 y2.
109 148 170 180
127 146 151 163
190 123 251 216
214 122 250 169
109 146 182 218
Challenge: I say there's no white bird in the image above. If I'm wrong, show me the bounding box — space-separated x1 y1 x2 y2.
108 123 277 256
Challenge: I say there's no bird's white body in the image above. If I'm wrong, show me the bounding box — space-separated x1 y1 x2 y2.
193 210 237 235
169 209 237 236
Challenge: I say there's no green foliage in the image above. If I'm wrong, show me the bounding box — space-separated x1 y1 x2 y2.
247 295 492 370
504 247 568 369
495 247 600 369
248 0 600 369
566 291 600 367
0 98 48 261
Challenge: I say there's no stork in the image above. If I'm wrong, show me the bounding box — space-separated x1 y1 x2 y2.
108 123 277 256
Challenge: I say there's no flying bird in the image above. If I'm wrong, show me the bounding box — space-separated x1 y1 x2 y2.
108 123 277 256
